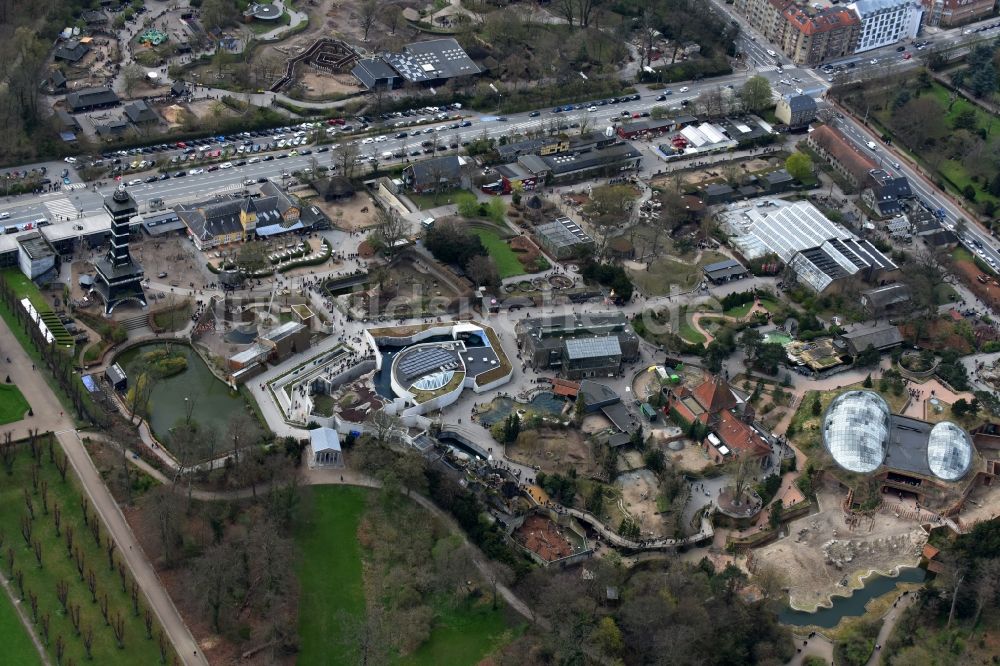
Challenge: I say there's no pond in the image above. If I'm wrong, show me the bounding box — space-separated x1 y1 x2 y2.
478 392 567 427
779 566 926 628
116 343 245 442
764 331 793 346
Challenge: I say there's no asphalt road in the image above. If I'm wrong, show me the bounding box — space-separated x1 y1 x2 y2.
0 66 807 227
829 114 1000 269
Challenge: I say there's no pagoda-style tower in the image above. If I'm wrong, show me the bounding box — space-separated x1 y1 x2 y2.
93 184 146 314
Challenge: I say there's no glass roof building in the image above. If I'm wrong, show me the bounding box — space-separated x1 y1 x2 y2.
927 421 973 481
823 390 890 473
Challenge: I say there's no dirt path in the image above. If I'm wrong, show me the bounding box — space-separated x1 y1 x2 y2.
689 300 769 346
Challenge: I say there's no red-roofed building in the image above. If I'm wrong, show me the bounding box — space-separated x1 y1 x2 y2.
666 376 771 467
806 125 878 188
922 0 995 28
781 6 861 65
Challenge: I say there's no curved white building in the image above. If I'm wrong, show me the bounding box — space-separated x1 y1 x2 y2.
823 390 891 473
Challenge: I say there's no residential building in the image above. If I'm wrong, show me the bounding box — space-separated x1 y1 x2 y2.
351 38 482 89
781 6 862 65
401 155 467 193
862 168 914 218
806 125 878 188
65 87 120 113
847 0 922 52
775 94 818 127
666 376 772 466
515 312 640 379
921 0 994 27
734 0 795 42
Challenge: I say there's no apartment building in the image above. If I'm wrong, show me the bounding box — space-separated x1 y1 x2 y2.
781 6 862 65
848 0 923 52
921 0 995 27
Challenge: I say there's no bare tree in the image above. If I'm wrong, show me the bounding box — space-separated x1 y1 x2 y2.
972 558 1000 629
359 0 379 41
333 141 361 179
465 254 500 288
375 207 409 255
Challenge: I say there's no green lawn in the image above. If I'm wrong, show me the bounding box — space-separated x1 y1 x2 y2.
473 229 525 278
296 486 368 666
627 251 729 297
678 318 706 345
0 438 172 665
408 191 462 210
401 601 512 666
723 302 754 319
0 384 30 425
0 589 43 666
2 270 74 347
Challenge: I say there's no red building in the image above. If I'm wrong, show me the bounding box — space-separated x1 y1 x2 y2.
666 376 772 466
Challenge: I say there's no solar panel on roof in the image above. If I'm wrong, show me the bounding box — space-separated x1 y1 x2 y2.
397 347 458 381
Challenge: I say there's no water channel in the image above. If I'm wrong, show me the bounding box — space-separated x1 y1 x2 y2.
779 566 926 628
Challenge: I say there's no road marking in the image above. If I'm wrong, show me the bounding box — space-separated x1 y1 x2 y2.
43 197 78 221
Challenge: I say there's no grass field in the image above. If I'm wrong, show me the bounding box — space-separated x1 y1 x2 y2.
296 486 368 666
627 251 728 297
407 191 462 210
723 302 754 319
473 229 525 278
0 589 43 666
0 438 171 665
0 384 30 425
401 601 512 666
678 318 706 345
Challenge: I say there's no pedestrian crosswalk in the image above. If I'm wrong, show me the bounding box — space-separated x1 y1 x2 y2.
44 197 78 221
62 182 87 191
755 65 779 73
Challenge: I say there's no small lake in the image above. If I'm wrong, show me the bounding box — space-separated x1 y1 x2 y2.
116 343 245 441
779 566 926 628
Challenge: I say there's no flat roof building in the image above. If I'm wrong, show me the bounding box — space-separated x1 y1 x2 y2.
516 312 639 380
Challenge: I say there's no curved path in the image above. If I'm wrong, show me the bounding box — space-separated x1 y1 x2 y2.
689 300 769 346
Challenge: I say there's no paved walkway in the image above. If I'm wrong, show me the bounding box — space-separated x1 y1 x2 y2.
0 317 207 666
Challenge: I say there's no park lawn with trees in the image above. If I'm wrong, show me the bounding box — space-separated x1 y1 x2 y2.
0 384 31 425
296 483 518 666
0 434 173 666
296 485 367 666
0 590 43 666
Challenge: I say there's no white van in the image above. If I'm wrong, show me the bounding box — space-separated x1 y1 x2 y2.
767 49 777 57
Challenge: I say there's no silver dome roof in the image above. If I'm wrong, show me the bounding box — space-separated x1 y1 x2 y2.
927 421 972 481
822 390 890 474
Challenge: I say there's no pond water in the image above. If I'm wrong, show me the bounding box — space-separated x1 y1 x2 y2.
371 332 485 399
764 331 793 346
116 343 244 441
779 566 926 628
478 392 567 427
